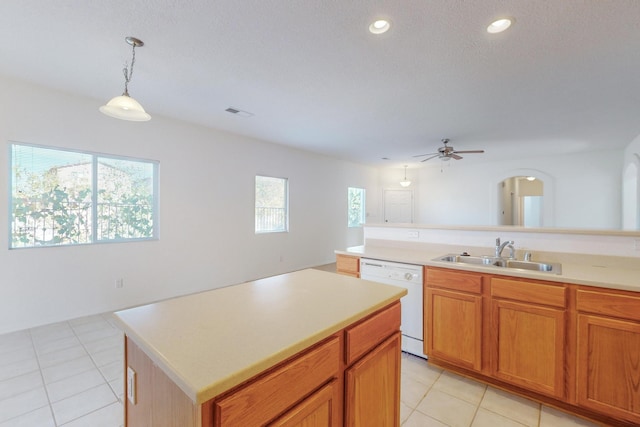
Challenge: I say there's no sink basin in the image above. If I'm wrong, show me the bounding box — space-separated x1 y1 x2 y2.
492 259 562 274
433 254 562 274
435 254 496 266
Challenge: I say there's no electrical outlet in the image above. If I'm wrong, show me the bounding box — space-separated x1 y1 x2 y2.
115 278 124 288
408 230 419 239
127 366 136 404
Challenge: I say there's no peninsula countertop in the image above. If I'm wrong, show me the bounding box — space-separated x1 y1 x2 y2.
112 268 407 404
337 244 640 292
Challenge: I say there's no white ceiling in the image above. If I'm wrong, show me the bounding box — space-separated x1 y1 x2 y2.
0 1 639 167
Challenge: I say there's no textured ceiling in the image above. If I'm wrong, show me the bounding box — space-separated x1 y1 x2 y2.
0 0 639 167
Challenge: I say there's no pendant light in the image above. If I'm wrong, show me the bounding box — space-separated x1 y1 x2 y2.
400 165 411 187
99 36 151 121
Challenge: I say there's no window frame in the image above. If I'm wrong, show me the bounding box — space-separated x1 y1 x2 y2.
347 187 366 228
255 174 289 234
9 142 159 249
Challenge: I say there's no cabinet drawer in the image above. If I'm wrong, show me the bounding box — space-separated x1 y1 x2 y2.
345 302 401 365
491 278 566 308
214 336 340 426
577 289 640 322
336 254 360 276
426 268 482 294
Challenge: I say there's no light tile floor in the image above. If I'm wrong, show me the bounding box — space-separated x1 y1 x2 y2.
0 312 605 427
0 313 124 426
400 352 603 427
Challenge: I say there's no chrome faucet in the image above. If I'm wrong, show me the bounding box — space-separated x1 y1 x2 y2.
495 238 515 259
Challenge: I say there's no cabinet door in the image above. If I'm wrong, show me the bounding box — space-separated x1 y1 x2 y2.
576 314 640 424
345 332 401 427
426 288 482 371
269 381 341 427
491 299 565 398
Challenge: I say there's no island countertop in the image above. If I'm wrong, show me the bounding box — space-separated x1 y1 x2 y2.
112 268 407 405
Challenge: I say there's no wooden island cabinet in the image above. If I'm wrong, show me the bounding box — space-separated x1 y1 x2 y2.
425 265 640 427
115 269 405 427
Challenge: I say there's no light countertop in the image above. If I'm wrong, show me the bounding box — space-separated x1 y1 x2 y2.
112 268 407 404
337 244 640 292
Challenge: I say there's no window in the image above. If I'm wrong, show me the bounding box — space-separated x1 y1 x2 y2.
348 187 366 227
10 143 158 248
255 175 288 233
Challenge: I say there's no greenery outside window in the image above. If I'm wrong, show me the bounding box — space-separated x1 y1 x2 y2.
255 175 288 233
348 187 366 227
10 143 158 248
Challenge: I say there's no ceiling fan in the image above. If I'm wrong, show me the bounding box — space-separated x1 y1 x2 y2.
413 138 485 162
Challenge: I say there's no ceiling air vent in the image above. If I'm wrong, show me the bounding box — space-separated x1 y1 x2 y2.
225 107 254 118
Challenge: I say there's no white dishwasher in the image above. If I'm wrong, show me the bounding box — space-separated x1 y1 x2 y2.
360 258 427 359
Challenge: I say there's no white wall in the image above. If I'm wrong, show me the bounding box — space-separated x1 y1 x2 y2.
412 151 623 229
623 134 640 229
0 75 378 334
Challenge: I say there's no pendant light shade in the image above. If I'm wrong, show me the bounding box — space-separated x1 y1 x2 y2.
100 36 151 122
400 165 411 187
99 95 151 121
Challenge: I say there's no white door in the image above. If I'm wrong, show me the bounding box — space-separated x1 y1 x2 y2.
384 189 413 223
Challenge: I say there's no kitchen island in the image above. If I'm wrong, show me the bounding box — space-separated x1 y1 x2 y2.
113 268 407 426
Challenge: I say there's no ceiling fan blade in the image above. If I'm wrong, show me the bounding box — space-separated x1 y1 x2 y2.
420 154 440 162
413 152 439 157
451 154 463 160
452 150 485 154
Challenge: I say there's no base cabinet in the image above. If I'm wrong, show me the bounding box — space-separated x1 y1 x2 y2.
425 268 483 372
345 332 401 427
426 266 640 426
336 254 360 278
214 336 341 426
576 289 640 425
490 278 567 399
269 381 341 427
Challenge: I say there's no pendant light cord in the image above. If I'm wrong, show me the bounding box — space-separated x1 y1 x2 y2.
122 42 137 96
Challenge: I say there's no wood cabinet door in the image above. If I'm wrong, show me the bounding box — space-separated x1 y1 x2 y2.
345 332 401 427
576 314 640 424
426 288 482 371
491 299 565 398
269 381 341 427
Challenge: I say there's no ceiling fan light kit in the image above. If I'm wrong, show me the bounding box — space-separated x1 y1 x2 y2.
99 36 151 122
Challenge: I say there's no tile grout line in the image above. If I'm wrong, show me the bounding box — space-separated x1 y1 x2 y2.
467 384 489 426
70 318 122 404
52 319 122 426
29 322 61 427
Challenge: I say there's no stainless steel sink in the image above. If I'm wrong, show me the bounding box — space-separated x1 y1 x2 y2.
435 254 496 266
433 254 562 274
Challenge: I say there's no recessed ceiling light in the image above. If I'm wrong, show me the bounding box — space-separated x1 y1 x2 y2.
487 18 513 34
369 19 390 34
